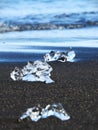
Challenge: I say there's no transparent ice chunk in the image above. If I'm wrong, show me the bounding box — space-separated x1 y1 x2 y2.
19 106 42 122
10 60 54 84
66 50 76 62
44 49 76 62
19 103 70 122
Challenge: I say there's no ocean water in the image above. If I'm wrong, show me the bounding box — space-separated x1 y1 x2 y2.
0 0 98 62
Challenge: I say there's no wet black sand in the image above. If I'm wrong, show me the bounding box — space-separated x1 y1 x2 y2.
0 61 98 130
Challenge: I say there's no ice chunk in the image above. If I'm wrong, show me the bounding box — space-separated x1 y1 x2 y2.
44 49 76 62
66 50 76 62
10 60 54 84
19 103 70 122
19 105 42 122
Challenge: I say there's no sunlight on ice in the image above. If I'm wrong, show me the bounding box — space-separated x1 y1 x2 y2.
19 103 70 122
10 60 54 84
44 49 76 62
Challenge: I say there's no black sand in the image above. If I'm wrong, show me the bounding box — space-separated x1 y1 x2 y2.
0 61 98 130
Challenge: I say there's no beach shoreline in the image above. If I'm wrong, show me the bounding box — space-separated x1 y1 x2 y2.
0 60 98 130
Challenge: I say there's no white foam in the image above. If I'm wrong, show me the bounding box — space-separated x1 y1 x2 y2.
0 27 98 53
0 40 98 53
0 27 98 39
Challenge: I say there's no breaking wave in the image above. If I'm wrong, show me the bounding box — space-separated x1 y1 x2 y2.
0 12 98 33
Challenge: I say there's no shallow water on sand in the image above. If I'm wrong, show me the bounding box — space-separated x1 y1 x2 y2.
0 27 98 62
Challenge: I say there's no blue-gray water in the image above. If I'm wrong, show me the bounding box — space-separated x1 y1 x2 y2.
0 0 98 62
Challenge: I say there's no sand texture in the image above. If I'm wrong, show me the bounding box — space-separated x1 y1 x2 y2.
0 61 98 130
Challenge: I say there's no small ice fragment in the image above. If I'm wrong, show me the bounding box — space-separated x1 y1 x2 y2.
10 67 23 81
44 49 76 62
19 106 42 122
66 50 76 62
10 60 54 84
19 103 70 122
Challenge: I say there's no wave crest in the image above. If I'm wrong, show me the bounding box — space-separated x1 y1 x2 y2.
0 12 98 32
